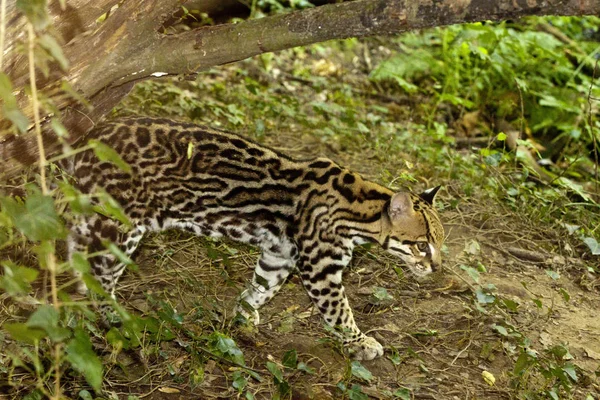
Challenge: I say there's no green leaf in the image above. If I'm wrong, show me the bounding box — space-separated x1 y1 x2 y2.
297 362 315 375
387 349 402 366
492 324 508 337
555 177 591 202
4 322 46 344
266 361 284 383
372 287 394 303
232 370 247 392
548 344 569 359
0 73 29 133
38 34 69 71
106 327 130 350
266 360 290 396
277 315 294 333
104 241 134 266
539 95 580 113
134 316 176 342
501 298 519 312
583 237 600 255
475 288 495 304
89 139 132 174
350 361 372 382
464 240 481 255
548 389 559 400
23 390 44 400
94 190 131 228
563 364 578 382
1 193 66 241
514 77 528 92
78 390 93 400
65 328 103 391
393 388 411 400
57 182 92 215
0 262 39 295
2 107 29 134
281 349 297 369
71 252 91 274
208 332 245 366
51 118 69 138
513 351 533 376
16 0 49 30
187 142 194 159
347 384 368 400
496 132 507 141
32 240 54 269
26 304 70 342
81 273 107 296
460 265 480 283
559 288 570 302
562 223 580 235
411 329 438 337
545 270 560 280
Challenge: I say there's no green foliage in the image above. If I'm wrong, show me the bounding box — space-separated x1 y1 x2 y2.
337 382 368 400
350 361 373 382
0 3 139 394
0 73 30 133
511 343 581 398
370 286 394 306
281 349 298 368
251 0 314 18
16 0 49 31
27 305 70 342
371 17 600 144
207 332 245 366
582 236 600 255
0 263 39 295
65 329 103 391
266 361 291 398
462 246 586 397
3 322 46 344
1 191 66 241
89 139 132 174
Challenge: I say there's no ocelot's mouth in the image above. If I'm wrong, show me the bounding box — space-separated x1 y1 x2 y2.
407 263 433 278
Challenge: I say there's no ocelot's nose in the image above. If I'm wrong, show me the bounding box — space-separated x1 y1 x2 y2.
431 251 442 272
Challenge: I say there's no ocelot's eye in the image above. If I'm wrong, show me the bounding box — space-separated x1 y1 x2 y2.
416 242 428 252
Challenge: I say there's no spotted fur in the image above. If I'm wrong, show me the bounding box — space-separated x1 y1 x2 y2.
65 117 444 360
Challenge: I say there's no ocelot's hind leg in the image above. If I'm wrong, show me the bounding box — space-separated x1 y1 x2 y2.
235 251 295 324
68 214 145 320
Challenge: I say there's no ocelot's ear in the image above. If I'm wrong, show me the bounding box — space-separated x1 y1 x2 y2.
419 186 441 206
388 192 415 222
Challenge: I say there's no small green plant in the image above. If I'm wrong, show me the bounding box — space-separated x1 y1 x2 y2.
371 18 600 146
459 244 586 398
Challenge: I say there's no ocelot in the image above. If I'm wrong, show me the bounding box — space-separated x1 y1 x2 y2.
65 117 444 360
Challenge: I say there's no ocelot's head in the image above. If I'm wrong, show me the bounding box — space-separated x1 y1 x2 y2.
380 187 444 278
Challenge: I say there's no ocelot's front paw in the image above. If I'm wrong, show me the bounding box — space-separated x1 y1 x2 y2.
347 336 384 361
233 303 260 326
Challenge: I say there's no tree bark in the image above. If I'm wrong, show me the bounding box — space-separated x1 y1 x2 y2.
1 0 600 180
